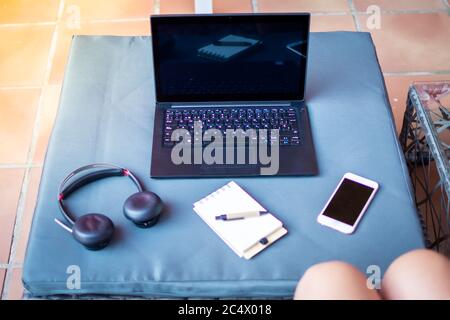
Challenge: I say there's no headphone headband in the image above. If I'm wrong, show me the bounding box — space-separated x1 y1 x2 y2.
58 163 143 225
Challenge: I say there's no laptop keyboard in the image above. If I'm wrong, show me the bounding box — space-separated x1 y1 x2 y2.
163 107 301 147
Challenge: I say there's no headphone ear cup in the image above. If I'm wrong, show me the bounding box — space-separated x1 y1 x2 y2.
123 191 163 228
72 214 114 250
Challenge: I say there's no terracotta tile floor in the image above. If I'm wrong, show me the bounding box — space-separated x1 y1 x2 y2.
0 0 449 299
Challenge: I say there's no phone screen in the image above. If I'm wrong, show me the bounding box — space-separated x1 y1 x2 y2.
323 178 375 226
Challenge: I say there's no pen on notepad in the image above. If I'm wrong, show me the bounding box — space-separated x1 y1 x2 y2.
215 211 268 221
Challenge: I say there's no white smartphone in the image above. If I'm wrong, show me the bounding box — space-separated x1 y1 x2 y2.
317 172 379 234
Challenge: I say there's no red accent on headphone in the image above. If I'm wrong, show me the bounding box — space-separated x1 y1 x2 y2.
58 193 64 201
122 169 130 176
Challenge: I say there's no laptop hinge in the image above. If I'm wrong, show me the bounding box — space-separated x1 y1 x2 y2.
165 100 303 108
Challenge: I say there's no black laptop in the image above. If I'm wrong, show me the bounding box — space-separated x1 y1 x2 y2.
150 13 318 177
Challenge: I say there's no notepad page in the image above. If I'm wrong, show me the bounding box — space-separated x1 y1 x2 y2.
194 181 283 257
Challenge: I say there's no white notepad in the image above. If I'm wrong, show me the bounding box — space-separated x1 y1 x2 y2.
193 181 287 259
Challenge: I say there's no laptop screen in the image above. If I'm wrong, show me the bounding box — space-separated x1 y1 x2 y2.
151 14 310 103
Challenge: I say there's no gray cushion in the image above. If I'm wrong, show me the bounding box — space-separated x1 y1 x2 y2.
23 33 424 298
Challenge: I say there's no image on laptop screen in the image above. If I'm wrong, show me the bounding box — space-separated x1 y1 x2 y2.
151 14 310 102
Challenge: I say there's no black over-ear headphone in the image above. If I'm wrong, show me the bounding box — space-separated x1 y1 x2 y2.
54 163 163 250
